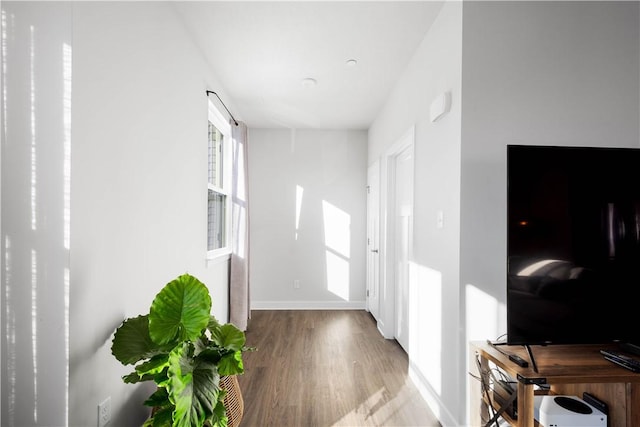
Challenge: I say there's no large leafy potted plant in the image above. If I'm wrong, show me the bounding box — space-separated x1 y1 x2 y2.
111 273 250 427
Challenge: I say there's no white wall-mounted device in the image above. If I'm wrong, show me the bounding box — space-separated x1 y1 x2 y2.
429 91 451 122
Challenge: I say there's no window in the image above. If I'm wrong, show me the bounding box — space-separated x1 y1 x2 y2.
207 101 232 258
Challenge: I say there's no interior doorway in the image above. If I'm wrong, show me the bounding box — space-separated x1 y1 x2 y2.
366 160 381 321
375 126 415 347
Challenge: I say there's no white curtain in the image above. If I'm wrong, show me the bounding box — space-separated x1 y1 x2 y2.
229 121 250 330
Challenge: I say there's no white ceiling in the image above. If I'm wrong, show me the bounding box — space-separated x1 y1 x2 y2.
175 1 445 129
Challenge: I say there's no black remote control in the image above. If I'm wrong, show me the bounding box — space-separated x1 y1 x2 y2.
600 349 640 373
509 354 529 368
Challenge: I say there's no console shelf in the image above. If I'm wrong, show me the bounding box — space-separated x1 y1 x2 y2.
469 341 640 427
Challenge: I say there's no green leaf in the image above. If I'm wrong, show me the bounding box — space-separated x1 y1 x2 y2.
207 315 221 332
143 387 170 408
122 372 141 384
167 344 221 427
217 351 244 376
154 368 170 387
150 406 173 427
122 372 155 384
111 315 161 365
136 354 170 377
149 274 212 345
207 398 228 427
196 348 223 365
210 323 246 351
193 336 213 356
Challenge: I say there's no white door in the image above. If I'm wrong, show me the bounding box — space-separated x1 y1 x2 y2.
366 161 381 320
394 144 414 352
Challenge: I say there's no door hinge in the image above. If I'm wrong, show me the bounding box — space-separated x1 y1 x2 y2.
366 290 370 297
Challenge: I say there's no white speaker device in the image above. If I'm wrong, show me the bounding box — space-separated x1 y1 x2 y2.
534 395 607 427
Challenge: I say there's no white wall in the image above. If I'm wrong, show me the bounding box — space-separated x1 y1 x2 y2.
2 1 237 426
1 2 72 426
248 129 367 309
69 3 236 425
368 2 462 425
460 0 640 382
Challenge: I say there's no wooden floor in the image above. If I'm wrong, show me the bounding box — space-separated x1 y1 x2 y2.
236 310 441 427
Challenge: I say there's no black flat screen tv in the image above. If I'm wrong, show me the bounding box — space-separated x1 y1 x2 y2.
507 144 640 346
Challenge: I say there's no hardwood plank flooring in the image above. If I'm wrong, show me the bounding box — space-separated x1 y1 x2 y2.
236 310 441 427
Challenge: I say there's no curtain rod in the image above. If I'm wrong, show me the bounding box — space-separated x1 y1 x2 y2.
206 90 239 126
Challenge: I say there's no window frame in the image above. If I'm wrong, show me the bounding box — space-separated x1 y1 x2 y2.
207 100 232 260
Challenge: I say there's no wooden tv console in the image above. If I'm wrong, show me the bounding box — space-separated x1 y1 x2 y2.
469 341 640 427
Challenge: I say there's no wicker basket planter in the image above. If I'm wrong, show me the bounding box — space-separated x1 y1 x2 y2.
220 375 244 427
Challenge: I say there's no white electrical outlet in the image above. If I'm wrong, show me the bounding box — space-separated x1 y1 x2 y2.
98 396 111 427
293 279 300 289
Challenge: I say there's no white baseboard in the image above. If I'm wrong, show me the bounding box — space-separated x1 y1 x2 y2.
251 300 366 310
408 361 459 427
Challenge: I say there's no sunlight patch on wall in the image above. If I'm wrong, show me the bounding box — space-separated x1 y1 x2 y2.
408 262 442 394
1 10 7 138
64 268 70 426
63 41 72 426
325 250 350 301
29 23 40 423
322 200 351 300
322 201 350 256
4 235 16 425
1 8 17 407
63 42 71 250
295 185 304 240
2 7 71 425
465 284 505 342
30 25 37 232
31 249 38 423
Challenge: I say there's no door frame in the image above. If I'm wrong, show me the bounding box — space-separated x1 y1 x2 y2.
393 142 414 351
378 126 415 340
